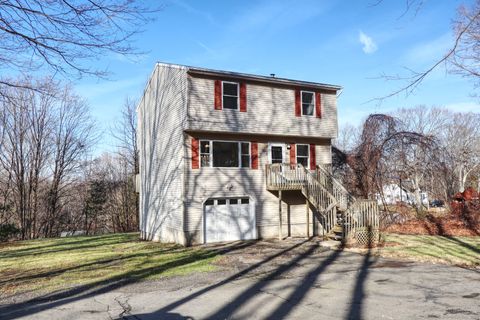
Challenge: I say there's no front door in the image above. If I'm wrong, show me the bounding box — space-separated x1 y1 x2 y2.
269 143 286 164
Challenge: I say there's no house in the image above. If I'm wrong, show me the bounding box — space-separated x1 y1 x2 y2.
375 183 429 207
136 62 378 245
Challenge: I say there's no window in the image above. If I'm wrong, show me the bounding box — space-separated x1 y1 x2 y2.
296 144 309 167
213 141 239 167
301 91 315 116
241 142 250 168
200 140 251 168
200 140 211 167
222 82 239 109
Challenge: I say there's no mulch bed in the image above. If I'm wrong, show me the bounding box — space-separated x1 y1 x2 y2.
384 203 480 237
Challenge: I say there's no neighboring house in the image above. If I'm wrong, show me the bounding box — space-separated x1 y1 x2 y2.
376 183 429 207
137 62 377 245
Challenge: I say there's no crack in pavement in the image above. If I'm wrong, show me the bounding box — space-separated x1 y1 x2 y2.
114 295 142 320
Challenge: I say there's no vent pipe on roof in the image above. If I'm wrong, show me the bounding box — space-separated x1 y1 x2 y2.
270 73 275 77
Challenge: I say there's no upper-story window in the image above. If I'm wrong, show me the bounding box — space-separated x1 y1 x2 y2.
301 91 315 116
296 144 309 167
222 82 239 110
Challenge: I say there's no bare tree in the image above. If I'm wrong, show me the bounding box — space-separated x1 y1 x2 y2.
0 1 157 93
334 123 360 154
41 86 96 237
0 79 54 238
112 98 138 170
109 98 138 231
442 112 480 193
0 78 96 238
375 1 480 100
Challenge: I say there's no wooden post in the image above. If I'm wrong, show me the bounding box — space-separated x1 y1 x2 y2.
306 198 310 238
278 190 283 240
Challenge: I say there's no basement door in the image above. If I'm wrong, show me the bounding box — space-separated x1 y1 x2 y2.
204 198 255 243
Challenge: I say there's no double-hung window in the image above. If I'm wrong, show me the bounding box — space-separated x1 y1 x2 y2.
200 140 250 168
200 140 211 167
301 91 315 116
240 142 250 167
222 82 239 110
296 144 309 167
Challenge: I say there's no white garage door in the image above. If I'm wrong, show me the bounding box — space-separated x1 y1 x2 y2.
204 198 255 243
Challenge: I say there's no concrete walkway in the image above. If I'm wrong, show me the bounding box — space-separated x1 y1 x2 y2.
1 239 479 319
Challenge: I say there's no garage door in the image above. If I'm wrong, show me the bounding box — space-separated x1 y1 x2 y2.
204 198 255 243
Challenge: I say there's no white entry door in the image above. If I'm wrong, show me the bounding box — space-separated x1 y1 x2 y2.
269 143 286 164
204 198 255 243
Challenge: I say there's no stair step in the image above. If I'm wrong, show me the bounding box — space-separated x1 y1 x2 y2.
328 234 343 241
332 225 343 233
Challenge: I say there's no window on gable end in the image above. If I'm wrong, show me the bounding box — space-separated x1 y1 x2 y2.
222 82 239 110
301 91 315 116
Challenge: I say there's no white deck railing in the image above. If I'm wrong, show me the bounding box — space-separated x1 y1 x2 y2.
266 163 379 242
265 163 338 233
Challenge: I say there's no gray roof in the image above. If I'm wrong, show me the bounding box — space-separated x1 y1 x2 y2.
157 62 342 92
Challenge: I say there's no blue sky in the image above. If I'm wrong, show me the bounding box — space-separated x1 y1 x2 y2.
73 0 478 153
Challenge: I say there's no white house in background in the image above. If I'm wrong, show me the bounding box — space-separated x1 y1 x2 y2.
376 183 429 207
136 62 377 246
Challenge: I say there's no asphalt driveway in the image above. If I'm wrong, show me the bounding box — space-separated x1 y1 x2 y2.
1 239 479 319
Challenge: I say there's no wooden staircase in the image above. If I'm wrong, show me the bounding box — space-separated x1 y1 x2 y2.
266 163 379 244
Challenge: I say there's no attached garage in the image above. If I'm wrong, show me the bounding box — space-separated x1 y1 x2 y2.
204 197 256 243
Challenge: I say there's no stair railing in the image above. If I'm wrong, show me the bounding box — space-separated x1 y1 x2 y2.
315 164 355 211
265 163 338 234
316 164 380 242
342 200 379 242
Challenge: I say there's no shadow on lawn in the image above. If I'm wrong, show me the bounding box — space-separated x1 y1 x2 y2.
0 240 256 320
0 246 177 287
425 215 480 256
1 238 379 320
0 233 137 259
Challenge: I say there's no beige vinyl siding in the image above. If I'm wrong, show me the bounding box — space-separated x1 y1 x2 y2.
187 76 338 138
137 64 188 243
183 134 333 243
316 143 332 165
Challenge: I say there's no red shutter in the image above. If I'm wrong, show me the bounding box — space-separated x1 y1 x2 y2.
240 83 247 112
191 138 199 169
289 144 296 164
315 92 321 118
214 80 222 110
295 90 301 117
310 144 316 170
251 142 258 169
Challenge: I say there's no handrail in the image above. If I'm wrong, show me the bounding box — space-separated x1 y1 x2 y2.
265 163 338 233
265 163 379 242
315 164 355 211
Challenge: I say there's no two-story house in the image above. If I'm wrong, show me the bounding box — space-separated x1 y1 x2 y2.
137 62 378 246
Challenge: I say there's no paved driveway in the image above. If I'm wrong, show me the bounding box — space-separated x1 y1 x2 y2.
1 239 479 319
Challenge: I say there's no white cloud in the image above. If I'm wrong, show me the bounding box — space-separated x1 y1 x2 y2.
359 31 378 54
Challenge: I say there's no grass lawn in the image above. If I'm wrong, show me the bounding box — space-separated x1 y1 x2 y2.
0 233 220 298
379 233 480 267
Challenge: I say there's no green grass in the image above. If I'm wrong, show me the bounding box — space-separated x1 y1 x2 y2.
379 233 480 267
0 233 219 297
